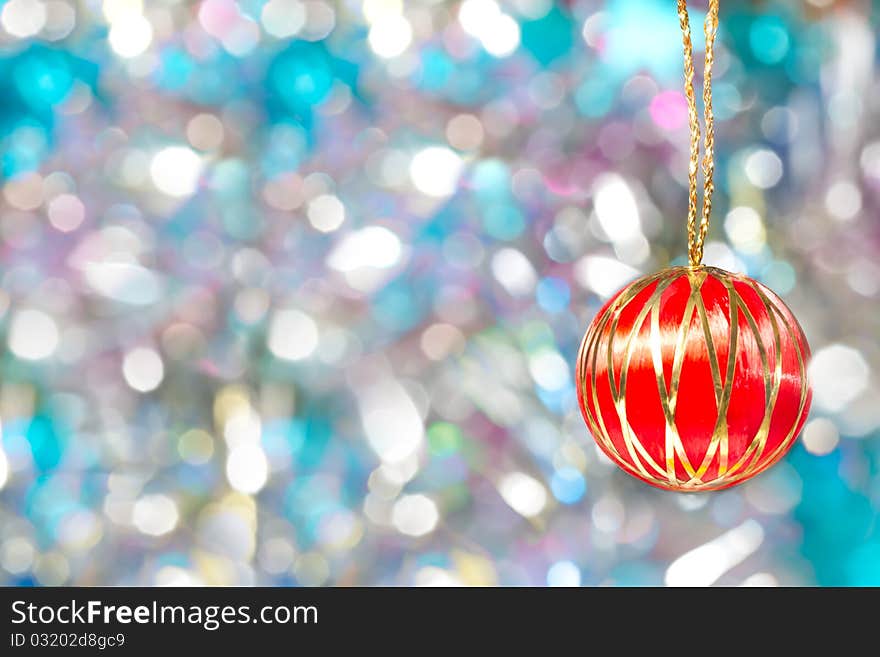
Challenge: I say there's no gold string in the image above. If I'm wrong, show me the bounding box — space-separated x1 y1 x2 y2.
678 0 720 267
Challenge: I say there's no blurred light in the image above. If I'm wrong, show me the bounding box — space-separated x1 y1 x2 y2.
802 418 839 456
328 226 402 272
415 566 461 586
491 248 537 296
741 572 779 587
391 494 439 537
0 538 35 574
547 560 581 587
409 147 463 198
178 429 215 465
809 344 870 412
649 91 688 131
2 0 47 38
550 467 586 504
368 14 412 58
4 173 43 211
574 256 639 298
47 194 86 232
420 323 465 361
150 146 202 197
749 16 790 65
108 13 153 58
226 443 269 493
268 309 319 361
133 495 179 536
261 0 305 38
186 114 225 151
459 0 499 36
446 114 484 151
665 520 764 587
481 14 520 58
122 347 164 392
528 349 569 392
358 379 424 465
0 445 8 490
458 0 519 58
9 309 59 361
307 194 346 232
498 472 547 518
824 180 862 222
744 149 783 189
724 206 766 254
594 173 641 242
84 262 162 306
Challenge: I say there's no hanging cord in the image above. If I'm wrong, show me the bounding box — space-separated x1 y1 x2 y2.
678 0 720 267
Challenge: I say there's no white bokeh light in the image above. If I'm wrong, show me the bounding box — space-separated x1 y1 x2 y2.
409 147 464 198
9 309 59 361
481 13 520 57
150 146 203 197
226 443 269 494
809 344 870 412
108 13 153 58
2 0 47 38
307 194 346 232
498 472 547 518
133 495 179 536
122 347 165 393
368 14 412 58
268 309 319 361
391 494 439 537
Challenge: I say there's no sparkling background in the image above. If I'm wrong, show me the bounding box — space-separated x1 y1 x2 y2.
0 0 878 586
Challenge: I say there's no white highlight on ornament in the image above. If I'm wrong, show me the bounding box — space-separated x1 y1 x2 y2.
122 347 164 392
307 194 346 232
133 494 179 536
665 520 764 587
801 418 840 456
498 472 547 518
744 149 783 189
409 147 464 198
108 12 153 58
594 173 641 242
391 494 439 537
226 443 269 494
547 560 581 587
809 344 870 412
268 309 319 361
150 146 203 197
368 14 412 58
9 309 59 361
574 256 640 299
358 379 424 465
491 248 537 296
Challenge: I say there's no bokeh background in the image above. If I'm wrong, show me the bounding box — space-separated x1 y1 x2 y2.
0 0 878 587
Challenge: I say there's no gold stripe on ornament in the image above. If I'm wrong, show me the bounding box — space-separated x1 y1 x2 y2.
577 267 811 491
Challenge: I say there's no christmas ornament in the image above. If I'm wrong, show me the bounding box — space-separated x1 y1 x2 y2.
576 0 812 492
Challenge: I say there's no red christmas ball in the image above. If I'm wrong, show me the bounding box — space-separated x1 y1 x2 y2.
576 266 812 492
